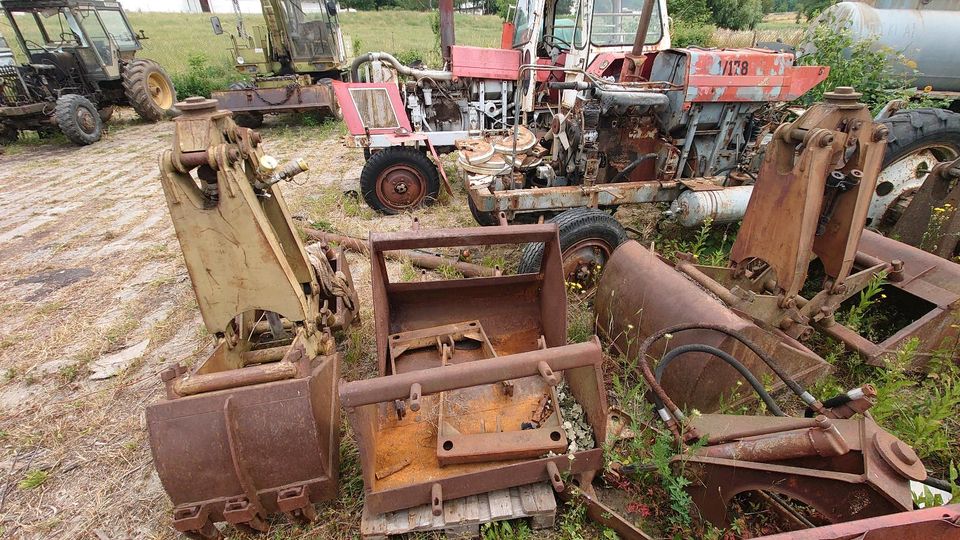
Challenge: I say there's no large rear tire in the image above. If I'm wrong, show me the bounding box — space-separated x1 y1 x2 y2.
873 108 960 229
518 207 627 293
0 124 17 145
123 58 177 122
55 94 102 145
360 147 440 214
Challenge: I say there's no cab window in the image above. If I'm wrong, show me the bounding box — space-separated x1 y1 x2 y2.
10 9 87 51
591 0 663 47
512 0 535 47
74 8 112 64
96 9 137 51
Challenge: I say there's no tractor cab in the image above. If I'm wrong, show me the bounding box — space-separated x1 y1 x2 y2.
221 0 346 78
509 0 670 107
1 0 142 81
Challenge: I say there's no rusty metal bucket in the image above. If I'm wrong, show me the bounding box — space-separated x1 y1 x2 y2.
146 351 341 537
339 224 609 516
595 240 830 412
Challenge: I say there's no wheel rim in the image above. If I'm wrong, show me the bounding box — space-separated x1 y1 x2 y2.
375 163 428 211
76 107 97 135
147 72 174 110
872 143 960 226
562 238 614 294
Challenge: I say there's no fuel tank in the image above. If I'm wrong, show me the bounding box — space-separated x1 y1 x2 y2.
815 0 960 92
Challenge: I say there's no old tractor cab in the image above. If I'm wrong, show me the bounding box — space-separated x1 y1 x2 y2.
210 0 348 128
0 0 176 144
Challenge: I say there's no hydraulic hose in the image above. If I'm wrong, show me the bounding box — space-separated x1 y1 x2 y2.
655 344 786 416
637 323 822 413
349 52 453 83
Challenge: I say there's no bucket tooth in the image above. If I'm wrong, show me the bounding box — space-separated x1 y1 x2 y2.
277 485 318 524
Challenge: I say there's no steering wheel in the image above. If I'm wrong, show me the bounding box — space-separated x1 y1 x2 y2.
542 34 572 51
24 38 56 53
59 32 81 46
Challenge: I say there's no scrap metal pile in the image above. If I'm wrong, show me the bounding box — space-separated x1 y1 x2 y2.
145 98 960 539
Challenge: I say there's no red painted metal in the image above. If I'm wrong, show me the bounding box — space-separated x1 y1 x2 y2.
331 81 411 136
755 504 960 539
501 21 515 50
677 48 829 103
586 52 623 78
450 45 521 80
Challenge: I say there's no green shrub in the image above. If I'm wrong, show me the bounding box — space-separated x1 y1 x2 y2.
797 18 908 111
671 21 715 47
170 54 238 99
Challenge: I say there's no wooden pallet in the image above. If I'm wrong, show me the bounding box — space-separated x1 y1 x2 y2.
360 483 557 539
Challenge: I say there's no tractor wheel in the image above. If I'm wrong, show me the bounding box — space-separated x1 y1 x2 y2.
518 207 627 293
360 147 440 214
55 94 103 145
123 58 177 122
0 123 18 145
233 112 264 128
873 108 960 229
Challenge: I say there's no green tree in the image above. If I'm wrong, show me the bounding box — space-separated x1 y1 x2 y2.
797 0 835 20
708 0 764 30
668 0 711 24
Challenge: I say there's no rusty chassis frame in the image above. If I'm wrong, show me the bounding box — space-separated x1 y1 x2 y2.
339 223 609 516
465 175 725 219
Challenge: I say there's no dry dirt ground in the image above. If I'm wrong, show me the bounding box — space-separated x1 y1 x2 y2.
0 110 487 539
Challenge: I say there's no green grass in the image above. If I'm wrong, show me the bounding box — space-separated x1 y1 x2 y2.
123 10 502 77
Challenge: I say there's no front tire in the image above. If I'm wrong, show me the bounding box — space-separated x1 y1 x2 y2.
873 108 960 229
123 58 177 122
55 94 102 145
360 147 440 214
518 207 627 292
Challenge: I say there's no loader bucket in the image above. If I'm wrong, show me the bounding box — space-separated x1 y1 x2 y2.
340 224 608 516
595 240 830 412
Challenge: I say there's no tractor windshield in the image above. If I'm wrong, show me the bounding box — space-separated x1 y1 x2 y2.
282 0 336 62
94 9 138 51
591 0 663 47
8 8 87 52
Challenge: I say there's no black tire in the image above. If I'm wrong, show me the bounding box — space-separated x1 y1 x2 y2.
468 193 499 226
233 112 264 128
0 124 17 145
518 208 627 288
876 109 960 225
55 94 102 145
360 147 441 214
123 58 177 122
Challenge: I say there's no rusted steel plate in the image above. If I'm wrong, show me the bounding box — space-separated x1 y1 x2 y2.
754 504 960 539
595 240 828 412
339 341 608 515
212 83 334 113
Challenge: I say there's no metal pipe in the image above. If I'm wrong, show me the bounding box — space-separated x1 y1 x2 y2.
438 0 456 66
696 416 850 462
339 339 602 408
703 417 822 446
674 261 742 306
631 0 657 56
349 52 453 83
300 228 497 277
174 361 298 396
